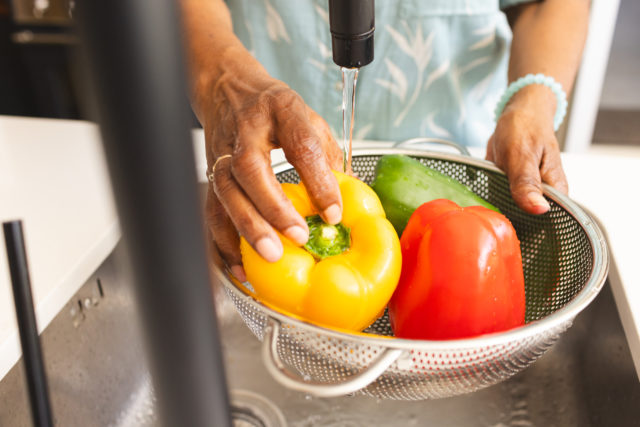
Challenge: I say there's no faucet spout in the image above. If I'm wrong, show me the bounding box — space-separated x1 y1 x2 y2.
328 0 375 68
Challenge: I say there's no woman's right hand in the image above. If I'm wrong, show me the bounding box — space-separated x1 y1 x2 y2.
200 72 345 281
180 0 345 280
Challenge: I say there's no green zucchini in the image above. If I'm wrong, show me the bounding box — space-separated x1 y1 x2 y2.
370 154 499 235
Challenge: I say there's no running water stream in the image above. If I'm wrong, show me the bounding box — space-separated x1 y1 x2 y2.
341 67 359 173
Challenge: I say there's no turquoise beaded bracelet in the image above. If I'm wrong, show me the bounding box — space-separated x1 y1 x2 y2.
494 73 568 132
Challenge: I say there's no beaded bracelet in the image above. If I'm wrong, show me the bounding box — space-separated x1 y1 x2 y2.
494 73 568 131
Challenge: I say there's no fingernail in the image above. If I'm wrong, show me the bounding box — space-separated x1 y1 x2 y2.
255 237 283 263
527 192 550 211
284 225 308 245
323 204 342 225
230 265 247 282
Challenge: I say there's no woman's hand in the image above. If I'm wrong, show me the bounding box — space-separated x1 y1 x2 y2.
486 85 569 215
492 0 589 214
180 0 345 280
202 73 345 280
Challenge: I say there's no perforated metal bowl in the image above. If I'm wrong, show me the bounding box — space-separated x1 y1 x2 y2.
217 140 608 400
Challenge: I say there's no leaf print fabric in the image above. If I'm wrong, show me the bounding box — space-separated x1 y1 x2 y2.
383 24 435 127
376 58 408 103
264 0 291 43
225 0 535 148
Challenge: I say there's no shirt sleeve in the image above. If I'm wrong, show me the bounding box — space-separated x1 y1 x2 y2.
499 0 538 11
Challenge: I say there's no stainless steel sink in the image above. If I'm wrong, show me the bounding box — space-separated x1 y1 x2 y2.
1 241 638 426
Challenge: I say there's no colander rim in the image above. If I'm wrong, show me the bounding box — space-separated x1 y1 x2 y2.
217 147 610 350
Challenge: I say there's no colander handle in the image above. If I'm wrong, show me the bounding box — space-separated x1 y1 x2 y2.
393 137 471 156
262 318 403 397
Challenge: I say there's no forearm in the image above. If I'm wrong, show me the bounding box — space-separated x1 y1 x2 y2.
179 0 271 121
505 0 590 120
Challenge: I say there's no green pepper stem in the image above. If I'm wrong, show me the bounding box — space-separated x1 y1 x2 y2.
303 215 351 259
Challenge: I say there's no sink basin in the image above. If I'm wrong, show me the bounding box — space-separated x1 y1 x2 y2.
1 242 638 426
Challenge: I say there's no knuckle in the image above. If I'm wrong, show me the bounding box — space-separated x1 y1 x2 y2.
233 212 257 238
215 234 239 258
206 203 229 230
231 148 261 176
504 149 540 176
205 194 231 230
264 201 297 228
506 139 535 160
510 175 541 195
292 135 324 164
231 211 273 247
205 211 241 263
237 106 268 129
542 150 563 171
214 240 241 266
545 169 569 193
511 173 540 188
212 170 235 200
269 88 302 110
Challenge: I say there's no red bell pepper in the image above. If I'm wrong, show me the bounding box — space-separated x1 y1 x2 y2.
389 199 525 340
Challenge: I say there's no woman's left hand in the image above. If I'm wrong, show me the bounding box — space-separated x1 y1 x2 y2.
486 85 569 215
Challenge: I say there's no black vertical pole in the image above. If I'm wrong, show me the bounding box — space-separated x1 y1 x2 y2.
75 1 232 426
3 221 54 427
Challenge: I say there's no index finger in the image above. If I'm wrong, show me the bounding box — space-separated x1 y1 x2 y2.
540 144 569 195
231 128 310 246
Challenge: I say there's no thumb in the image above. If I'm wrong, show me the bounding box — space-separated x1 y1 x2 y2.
506 154 551 215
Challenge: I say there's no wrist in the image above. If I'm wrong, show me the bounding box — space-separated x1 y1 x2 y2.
503 84 557 124
495 74 568 131
191 45 273 118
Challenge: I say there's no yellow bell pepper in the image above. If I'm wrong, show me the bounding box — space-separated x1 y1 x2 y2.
240 171 402 332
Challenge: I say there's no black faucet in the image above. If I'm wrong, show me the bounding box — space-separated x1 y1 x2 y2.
328 0 375 68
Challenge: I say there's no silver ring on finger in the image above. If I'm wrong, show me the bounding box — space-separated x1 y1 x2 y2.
207 154 233 183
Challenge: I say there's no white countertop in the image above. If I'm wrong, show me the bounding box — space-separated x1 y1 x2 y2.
0 117 120 381
1 116 639 382
561 147 640 378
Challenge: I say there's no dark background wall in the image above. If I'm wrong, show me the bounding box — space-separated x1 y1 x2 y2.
0 0 81 118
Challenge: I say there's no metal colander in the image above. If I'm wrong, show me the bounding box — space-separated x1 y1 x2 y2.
217 141 608 400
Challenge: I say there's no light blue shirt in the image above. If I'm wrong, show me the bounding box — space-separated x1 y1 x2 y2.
226 0 532 147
